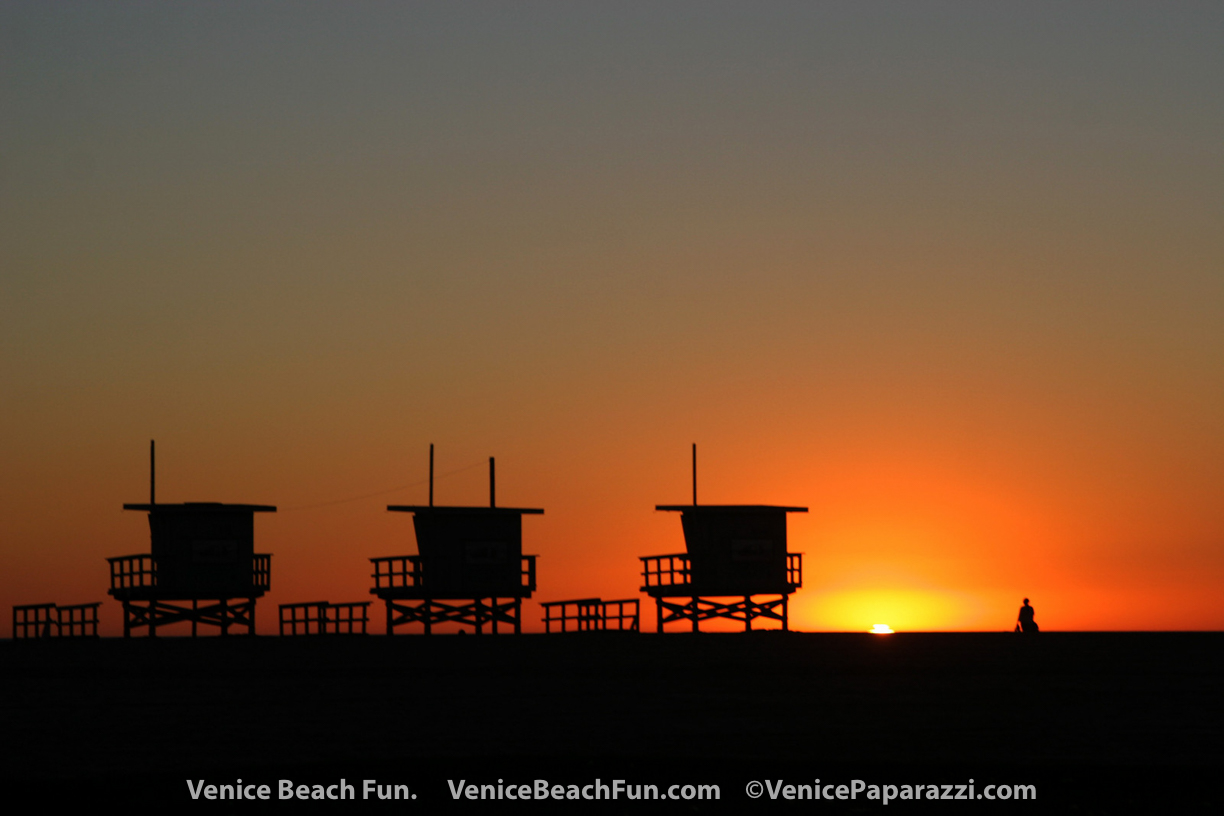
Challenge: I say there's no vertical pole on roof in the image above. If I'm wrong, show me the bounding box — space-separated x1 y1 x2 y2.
691 443 697 506
428 443 434 507
490 457 496 508
150 440 156 506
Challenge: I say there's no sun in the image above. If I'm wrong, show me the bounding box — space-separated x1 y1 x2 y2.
871 624 894 634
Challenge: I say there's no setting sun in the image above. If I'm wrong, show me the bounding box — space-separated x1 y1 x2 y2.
871 624 894 634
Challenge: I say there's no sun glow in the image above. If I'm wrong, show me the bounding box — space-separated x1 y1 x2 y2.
871 624 894 634
796 587 985 631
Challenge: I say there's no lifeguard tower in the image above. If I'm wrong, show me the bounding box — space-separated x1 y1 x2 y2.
107 442 275 637
371 447 540 634
640 446 805 632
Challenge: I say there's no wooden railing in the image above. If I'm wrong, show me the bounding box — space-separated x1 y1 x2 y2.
12 603 57 638
541 598 640 633
640 554 692 589
369 555 422 590
252 554 272 591
57 603 101 637
108 554 156 590
787 552 803 588
641 552 804 590
12 602 100 638
106 554 272 592
279 601 370 635
370 555 537 592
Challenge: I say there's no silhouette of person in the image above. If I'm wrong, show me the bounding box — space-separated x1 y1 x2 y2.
1017 598 1038 633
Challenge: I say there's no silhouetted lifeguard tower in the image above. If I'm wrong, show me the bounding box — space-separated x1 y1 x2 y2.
371 446 540 634
641 445 805 632
107 442 275 637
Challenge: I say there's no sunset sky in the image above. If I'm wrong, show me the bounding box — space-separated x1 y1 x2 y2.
3 2 1221 634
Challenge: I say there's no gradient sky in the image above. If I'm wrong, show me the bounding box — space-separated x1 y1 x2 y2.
3 2 1222 634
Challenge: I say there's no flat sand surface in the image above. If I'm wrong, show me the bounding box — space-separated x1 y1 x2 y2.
3 632 1220 809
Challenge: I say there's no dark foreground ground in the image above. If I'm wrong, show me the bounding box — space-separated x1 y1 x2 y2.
2 632 1221 812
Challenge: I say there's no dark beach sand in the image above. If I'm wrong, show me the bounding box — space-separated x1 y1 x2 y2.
3 632 1220 810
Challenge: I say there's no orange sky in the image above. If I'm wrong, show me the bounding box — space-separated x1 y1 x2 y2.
2 4 1222 634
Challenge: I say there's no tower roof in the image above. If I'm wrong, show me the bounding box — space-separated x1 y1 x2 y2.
123 502 277 513
387 505 542 515
655 504 807 513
